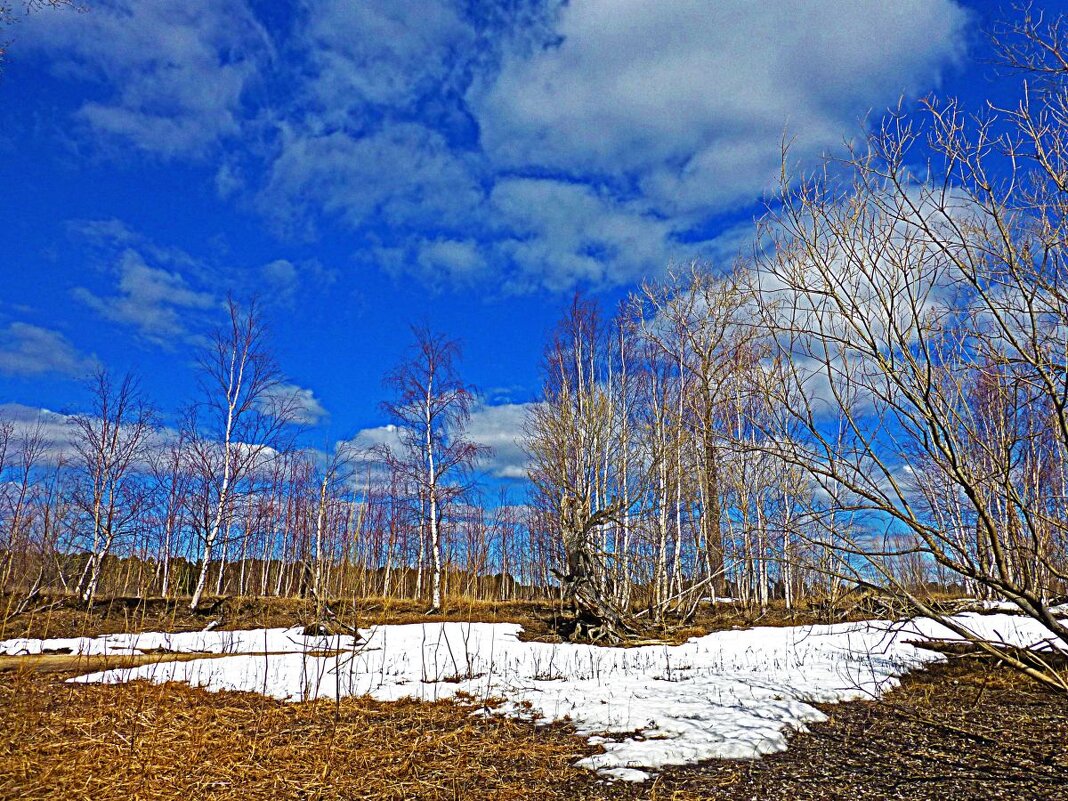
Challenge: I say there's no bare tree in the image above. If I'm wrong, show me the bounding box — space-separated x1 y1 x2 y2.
186 298 297 611
633 266 767 608
526 296 644 642
147 429 190 598
69 369 156 604
0 415 47 594
753 12 1068 689
379 326 486 613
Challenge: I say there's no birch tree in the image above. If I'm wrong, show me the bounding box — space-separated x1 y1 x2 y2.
70 369 156 604
186 298 296 610
380 326 485 613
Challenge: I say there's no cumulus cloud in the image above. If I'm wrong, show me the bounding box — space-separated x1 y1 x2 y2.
340 402 532 480
473 0 968 215
342 423 403 457
464 402 532 480
260 383 329 425
0 323 96 378
0 403 80 463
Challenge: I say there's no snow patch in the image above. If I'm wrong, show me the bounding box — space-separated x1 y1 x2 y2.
0 627 357 657
5 613 1060 781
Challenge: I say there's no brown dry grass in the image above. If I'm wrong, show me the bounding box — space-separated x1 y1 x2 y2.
0 668 604 801
0 651 238 675
2 643 1067 800
0 594 564 643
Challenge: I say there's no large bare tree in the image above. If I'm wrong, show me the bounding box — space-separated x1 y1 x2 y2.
752 11 1068 690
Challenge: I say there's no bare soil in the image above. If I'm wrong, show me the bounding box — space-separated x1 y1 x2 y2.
605 657 1068 801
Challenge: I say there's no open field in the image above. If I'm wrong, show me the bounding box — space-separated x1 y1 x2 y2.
2 596 1067 799
7 3 1068 799
2 649 1066 800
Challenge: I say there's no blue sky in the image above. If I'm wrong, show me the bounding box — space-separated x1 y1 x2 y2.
0 0 1047 483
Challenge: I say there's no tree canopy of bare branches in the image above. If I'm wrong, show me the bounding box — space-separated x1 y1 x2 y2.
380 326 487 612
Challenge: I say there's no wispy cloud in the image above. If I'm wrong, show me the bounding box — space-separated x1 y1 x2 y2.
0 323 96 378
16 0 271 157
72 248 217 346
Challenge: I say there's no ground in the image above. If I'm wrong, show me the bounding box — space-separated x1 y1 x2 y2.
1 596 1066 800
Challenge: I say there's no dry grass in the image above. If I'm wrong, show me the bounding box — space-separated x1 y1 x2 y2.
0 594 564 643
609 659 1068 801
0 651 238 675
0 668 604 801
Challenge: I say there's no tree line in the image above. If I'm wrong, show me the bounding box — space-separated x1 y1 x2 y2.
1 3 1066 689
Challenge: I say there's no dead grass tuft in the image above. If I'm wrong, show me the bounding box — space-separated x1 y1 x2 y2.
0 670 604 801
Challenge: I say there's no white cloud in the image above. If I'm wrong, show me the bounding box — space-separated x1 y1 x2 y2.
343 423 403 457
15 0 270 156
0 403 79 464
415 238 487 281
464 403 533 480
300 0 474 113
262 123 483 232
259 258 337 305
487 178 682 292
0 323 96 378
341 403 532 480
13 0 972 294
72 248 216 345
473 0 968 215
261 383 328 426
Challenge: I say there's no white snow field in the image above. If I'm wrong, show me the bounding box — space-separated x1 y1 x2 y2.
3 613 1062 781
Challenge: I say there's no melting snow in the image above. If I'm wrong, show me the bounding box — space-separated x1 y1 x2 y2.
0 627 357 657
3 613 1061 781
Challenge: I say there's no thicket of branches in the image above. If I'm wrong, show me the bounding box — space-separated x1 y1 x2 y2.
524 7 1068 685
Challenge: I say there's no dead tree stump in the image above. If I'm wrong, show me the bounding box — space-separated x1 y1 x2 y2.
554 494 638 645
